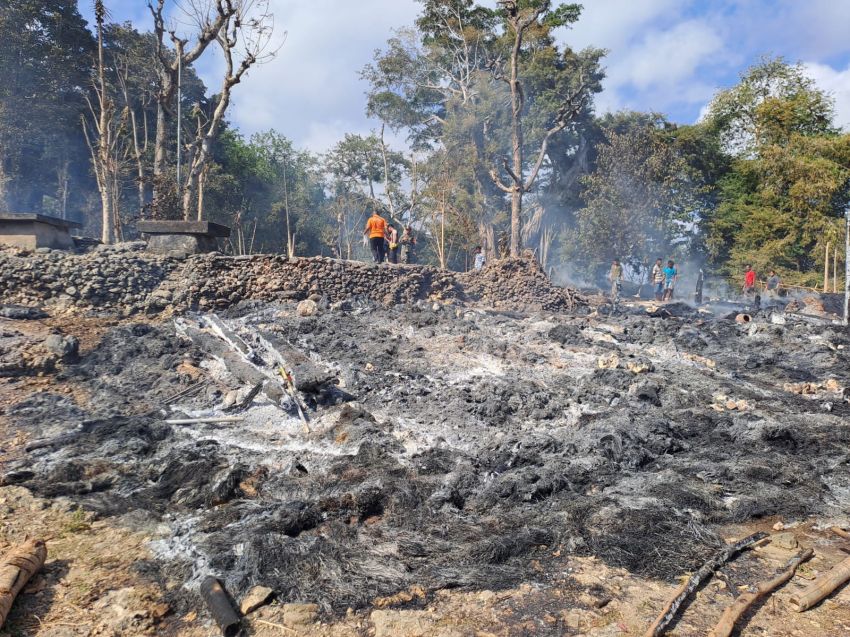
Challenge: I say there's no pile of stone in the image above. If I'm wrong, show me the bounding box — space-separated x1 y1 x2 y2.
0 246 585 316
0 244 178 316
159 255 466 312
458 257 586 311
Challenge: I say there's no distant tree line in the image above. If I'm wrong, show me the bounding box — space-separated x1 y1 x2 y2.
2 1 848 285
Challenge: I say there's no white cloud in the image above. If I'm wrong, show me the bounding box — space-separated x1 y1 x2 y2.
611 20 724 91
97 0 850 144
803 62 850 131
567 0 683 52
220 0 420 148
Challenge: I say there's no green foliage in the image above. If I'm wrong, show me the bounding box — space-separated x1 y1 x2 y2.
205 129 331 256
562 114 714 278
0 0 95 212
704 59 850 285
705 57 836 155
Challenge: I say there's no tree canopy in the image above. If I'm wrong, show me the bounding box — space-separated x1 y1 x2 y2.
1 5 846 286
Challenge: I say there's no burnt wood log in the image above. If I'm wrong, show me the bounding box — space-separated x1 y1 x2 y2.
0 538 47 628
643 532 767 637
200 576 241 637
788 555 850 612
708 548 813 637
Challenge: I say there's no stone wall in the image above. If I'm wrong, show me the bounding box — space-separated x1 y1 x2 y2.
0 245 585 316
0 243 178 316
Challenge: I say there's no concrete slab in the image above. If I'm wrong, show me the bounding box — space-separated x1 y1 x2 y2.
136 220 231 257
136 220 231 238
0 213 82 250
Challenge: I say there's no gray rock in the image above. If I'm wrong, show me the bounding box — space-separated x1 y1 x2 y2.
43 334 79 359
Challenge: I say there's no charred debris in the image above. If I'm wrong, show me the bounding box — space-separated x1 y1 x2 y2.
1 250 850 627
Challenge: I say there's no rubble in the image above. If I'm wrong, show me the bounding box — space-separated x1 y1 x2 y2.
2 289 849 624
239 585 275 615
2 247 850 636
0 247 587 316
0 244 177 315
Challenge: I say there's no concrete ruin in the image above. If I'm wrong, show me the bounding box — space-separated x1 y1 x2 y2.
0 213 80 251
136 220 231 257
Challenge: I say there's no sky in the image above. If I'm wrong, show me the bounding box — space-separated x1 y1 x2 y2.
83 0 850 152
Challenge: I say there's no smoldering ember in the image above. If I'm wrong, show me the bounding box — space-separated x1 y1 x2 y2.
3 2 850 637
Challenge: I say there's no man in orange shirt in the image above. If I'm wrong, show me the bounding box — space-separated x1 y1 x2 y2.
364 210 387 263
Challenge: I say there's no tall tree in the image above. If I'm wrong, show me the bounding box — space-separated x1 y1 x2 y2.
365 0 602 258
563 115 710 278
0 0 95 213
489 1 593 256
179 0 277 220
83 0 124 243
705 60 850 283
147 0 237 199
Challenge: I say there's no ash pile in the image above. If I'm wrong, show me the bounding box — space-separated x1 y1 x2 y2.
4 291 850 618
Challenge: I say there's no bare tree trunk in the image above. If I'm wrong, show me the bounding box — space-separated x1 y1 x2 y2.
508 27 524 257
153 92 168 185
196 163 208 221
834 245 838 293
283 156 294 257
96 4 114 244
57 161 70 220
440 200 446 269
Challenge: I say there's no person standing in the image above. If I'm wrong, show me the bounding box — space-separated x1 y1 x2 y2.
662 260 678 301
473 246 485 270
742 264 756 296
608 259 623 299
364 210 387 263
400 225 416 264
651 258 664 301
386 224 400 264
765 269 781 299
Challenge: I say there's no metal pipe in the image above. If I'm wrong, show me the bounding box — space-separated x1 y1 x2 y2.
177 53 182 191
200 577 241 637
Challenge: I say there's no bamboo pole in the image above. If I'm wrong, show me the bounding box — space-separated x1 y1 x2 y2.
708 549 813 637
831 526 850 540
0 538 48 628
788 555 850 612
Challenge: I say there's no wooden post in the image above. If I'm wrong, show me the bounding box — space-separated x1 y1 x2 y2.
824 242 830 292
0 538 47 628
834 245 838 293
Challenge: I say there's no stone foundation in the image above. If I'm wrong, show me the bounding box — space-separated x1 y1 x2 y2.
0 245 586 316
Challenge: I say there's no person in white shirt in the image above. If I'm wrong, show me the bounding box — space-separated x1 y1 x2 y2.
473 246 485 270
651 258 664 301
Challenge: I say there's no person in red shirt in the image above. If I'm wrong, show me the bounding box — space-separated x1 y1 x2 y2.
742 265 756 295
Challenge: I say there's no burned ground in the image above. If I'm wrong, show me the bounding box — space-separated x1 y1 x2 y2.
3 293 849 628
